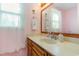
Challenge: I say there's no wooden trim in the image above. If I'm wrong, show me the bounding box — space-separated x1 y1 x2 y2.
40 3 53 33
41 3 53 12
41 3 46 7
41 3 52 11
40 3 79 38
42 32 79 38
40 10 42 33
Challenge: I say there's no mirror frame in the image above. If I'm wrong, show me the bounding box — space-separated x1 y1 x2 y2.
40 3 79 38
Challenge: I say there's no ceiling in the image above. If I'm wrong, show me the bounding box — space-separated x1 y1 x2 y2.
53 3 77 10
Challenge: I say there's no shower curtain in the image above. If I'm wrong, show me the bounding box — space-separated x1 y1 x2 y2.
0 27 25 53
0 3 26 54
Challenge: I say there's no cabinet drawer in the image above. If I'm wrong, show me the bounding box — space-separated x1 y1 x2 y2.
32 42 47 55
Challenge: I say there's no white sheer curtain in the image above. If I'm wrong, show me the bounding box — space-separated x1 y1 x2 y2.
0 3 25 53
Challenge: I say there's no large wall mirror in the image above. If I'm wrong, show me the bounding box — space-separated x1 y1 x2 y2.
41 3 79 36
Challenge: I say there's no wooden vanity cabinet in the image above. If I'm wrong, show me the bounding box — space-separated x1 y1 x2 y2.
27 38 53 56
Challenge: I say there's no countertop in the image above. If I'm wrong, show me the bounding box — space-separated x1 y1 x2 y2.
27 34 79 56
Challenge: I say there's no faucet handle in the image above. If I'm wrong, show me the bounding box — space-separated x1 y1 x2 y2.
50 34 57 40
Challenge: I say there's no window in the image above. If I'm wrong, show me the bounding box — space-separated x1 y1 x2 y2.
0 3 22 27
51 9 62 32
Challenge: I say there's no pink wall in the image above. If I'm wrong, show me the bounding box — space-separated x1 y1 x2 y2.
23 3 41 56
62 7 77 33
24 3 40 35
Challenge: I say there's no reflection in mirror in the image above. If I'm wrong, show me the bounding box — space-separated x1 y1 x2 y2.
50 8 62 32
44 8 62 32
42 3 78 34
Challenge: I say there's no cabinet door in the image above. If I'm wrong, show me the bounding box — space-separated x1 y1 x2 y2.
32 42 47 56
27 45 32 56
27 38 52 56
27 38 32 56
32 50 38 56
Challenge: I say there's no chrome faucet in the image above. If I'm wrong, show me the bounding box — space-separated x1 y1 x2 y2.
47 32 57 40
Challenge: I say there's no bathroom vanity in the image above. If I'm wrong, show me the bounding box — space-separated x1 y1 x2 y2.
26 34 79 56
27 37 52 56
26 3 79 56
